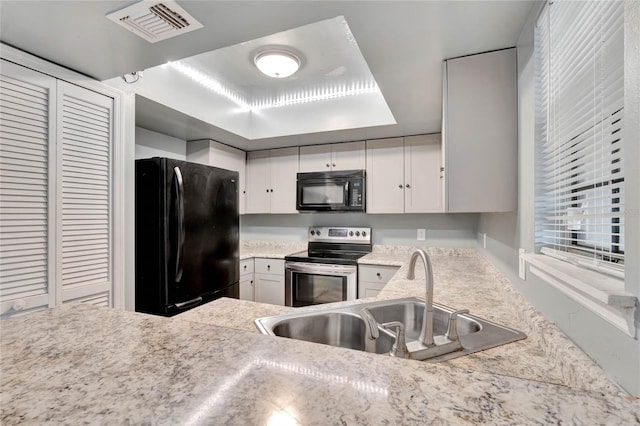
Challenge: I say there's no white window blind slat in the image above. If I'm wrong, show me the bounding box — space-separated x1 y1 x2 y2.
534 0 624 270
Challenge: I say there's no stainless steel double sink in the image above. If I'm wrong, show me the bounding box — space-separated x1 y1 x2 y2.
255 298 526 362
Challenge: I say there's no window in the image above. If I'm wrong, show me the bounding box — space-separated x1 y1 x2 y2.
534 0 625 273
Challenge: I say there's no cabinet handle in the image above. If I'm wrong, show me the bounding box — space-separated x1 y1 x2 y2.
243 265 247 270
270 189 274 193
251 280 254 286
267 265 271 270
243 190 246 194
326 163 330 168
398 184 403 189
376 272 381 278
332 163 336 167
266 189 269 193
405 184 411 188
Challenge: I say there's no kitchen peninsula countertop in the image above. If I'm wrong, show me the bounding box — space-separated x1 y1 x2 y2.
1 243 638 424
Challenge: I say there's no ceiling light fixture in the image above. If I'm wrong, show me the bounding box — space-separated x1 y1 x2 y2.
254 50 300 78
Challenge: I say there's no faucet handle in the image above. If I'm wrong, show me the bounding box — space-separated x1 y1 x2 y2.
381 321 409 358
445 309 469 342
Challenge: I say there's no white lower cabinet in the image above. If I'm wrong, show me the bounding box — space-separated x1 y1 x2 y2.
239 259 255 301
253 258 285 305
358 265 400 299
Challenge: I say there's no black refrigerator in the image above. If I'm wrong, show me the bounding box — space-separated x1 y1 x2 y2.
135 157 239 316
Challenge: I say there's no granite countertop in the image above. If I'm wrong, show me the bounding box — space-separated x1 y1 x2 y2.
2 242 639 424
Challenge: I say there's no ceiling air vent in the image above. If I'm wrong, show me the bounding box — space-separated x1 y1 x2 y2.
106 0 203 43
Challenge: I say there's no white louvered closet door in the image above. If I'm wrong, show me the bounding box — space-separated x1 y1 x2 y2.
0 61 56 316
56 81 113 307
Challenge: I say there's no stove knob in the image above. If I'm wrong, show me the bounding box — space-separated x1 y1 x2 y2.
349 231 354 236
362 231 367 237
316 230 321 236
355 231 360 237
310 230 315 236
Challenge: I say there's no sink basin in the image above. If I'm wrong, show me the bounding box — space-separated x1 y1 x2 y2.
364 300 481 341
255 298 526 362
363 299 526 361
259 311 395 354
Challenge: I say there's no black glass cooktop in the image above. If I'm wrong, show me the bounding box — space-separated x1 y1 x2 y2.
285 243 372 266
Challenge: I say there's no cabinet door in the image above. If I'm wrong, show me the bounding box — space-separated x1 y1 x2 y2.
358 281 385 299
186 140 247 215
366 138 404 213
299 144 332 172
56 81 114 307
254 274 284 305
239 275 254 301
245 150 270 213
404 134 443 213
269 147 299 214
331 141 365 171
0 62 56 317
444 48 517 212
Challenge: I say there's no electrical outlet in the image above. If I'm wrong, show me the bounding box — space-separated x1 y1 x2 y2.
417 228 426 241
518 248 526 280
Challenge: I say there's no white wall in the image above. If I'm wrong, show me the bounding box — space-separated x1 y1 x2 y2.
478 1 640 396
241 213 478 247
135 127 186 160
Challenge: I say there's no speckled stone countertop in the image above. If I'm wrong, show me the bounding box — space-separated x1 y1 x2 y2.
2 242 639 424
187 243 628 398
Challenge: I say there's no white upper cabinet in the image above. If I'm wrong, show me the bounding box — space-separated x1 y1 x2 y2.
404 134 442 213
443 48 517 212
245 147 299 214
366 135 442 214
366 138 405 213
299 141 365 172
186 140 246 214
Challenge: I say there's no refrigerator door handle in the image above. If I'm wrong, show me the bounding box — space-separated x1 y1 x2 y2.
174 166 185 283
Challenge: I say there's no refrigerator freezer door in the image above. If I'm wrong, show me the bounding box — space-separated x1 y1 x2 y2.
165 160 239 310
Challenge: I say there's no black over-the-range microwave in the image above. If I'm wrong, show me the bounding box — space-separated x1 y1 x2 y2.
296 170 366 212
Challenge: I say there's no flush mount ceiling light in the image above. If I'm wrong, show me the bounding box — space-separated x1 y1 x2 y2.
254 50 300 78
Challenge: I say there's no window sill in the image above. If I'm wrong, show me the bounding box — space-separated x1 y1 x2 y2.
520 252 637 337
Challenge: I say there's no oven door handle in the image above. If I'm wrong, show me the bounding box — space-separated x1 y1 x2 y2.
285 262 356 276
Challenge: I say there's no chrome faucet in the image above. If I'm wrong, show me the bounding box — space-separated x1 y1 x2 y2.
406 249 435 347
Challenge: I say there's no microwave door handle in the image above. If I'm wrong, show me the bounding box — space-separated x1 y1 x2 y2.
345 181 350 205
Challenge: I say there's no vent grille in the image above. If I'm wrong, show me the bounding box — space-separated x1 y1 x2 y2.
106 0 203 43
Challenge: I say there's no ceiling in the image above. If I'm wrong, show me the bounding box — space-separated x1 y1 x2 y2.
0 1 536 151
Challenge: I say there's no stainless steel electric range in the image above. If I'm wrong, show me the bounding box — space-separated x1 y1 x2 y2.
284 226 372 307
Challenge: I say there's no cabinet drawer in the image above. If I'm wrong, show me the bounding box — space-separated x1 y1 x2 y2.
254 258 284 275
358 265 399 283
240 259 254 275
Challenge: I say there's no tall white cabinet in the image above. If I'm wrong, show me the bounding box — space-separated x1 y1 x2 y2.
0 60 116 317
366 135 442 214
442 48 517 212
245 147 299 214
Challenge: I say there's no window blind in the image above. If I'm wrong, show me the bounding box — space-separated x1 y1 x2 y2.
534 0 624 269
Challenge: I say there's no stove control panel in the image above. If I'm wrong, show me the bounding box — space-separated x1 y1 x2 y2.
308 227 371 244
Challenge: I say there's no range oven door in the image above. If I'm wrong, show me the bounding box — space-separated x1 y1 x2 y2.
285 262 357 307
